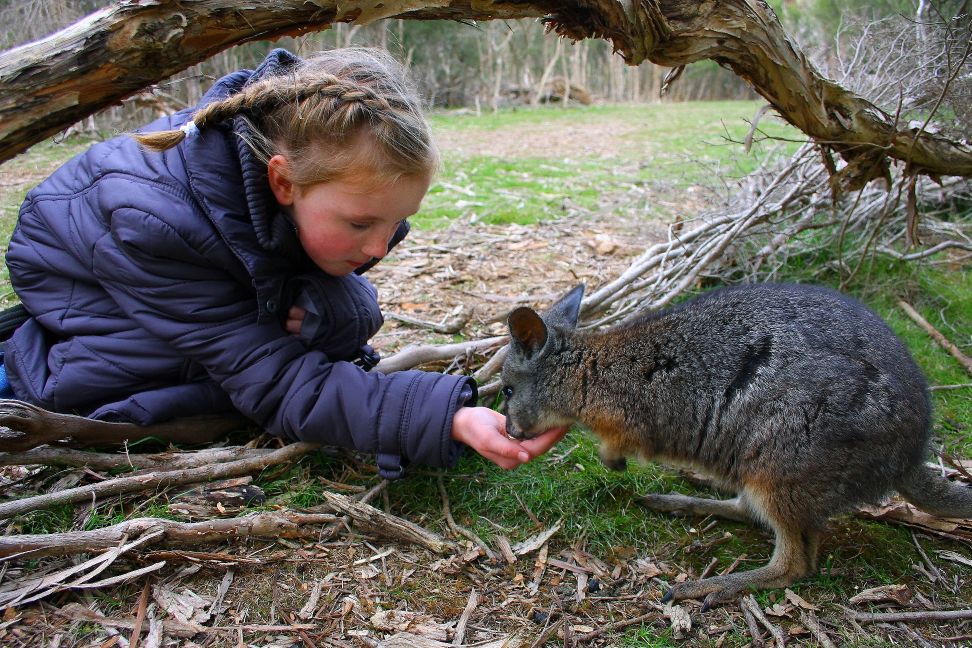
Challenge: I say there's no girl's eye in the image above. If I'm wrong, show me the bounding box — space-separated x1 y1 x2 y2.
502 386 513 399
350 223 369 231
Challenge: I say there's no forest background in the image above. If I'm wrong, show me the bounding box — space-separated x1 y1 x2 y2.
0 1 953 120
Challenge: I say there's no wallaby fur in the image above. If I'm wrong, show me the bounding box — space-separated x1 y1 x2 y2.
501 283 972 608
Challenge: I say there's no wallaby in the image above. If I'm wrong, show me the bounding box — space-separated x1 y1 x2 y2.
501 283 972 609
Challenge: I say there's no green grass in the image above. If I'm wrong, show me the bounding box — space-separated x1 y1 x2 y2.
419 101 801 228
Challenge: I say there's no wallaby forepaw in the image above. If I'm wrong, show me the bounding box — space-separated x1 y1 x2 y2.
600 455 627 471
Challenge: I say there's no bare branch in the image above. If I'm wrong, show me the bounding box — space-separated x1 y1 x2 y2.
0 442 319 519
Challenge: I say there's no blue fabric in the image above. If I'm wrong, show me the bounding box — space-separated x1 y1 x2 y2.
3 48 472 477
0 360 13 399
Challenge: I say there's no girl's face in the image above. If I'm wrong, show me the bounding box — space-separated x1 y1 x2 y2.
268 155 430 276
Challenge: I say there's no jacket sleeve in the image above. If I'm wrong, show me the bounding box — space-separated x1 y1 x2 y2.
286 271 384 360
93 203 471 477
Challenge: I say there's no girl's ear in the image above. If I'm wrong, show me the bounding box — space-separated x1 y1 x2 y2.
267 154 295 206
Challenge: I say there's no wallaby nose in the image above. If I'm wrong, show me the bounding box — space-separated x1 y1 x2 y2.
505 417 524 440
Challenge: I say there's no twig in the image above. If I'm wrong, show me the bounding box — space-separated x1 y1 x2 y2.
929 383 972 391
128 577 152 648
385 304 471 334
314 478 388 543
1 532 166 609
452 588 478 645
720 553 748 576
53 602 318 637
911 531 946 585
0 441 319 519
575 611 664 643
513 491 542 528
699 557 719 579
437 476 496 559
471 344 509 383
898 622 937 648
797 610 837 648
741 597 766 647
742 595 786 647
528 617 564 648
898 301 972 377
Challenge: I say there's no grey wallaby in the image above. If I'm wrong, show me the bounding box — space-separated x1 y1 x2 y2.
501 283 972 609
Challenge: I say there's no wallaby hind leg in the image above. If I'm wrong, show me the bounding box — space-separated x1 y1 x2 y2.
660 506 820 610
0 399 250 452
638 493 755 524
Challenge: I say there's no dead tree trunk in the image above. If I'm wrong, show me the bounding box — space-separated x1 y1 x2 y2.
1 0 970 185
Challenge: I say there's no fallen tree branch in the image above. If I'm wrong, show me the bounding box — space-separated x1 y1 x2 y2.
0 441 319 519
322 490 456 554
845 607 972 623
0 445 277 471
0 399 249 452
0 510 338 560
376 336 506 374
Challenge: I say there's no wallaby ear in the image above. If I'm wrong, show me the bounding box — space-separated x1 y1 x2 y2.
544 284 584 329
508 307 548 357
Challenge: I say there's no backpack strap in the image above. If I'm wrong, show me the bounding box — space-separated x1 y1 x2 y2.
0 304 29 342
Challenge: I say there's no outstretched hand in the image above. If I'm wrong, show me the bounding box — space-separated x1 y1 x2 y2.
451 406 567 469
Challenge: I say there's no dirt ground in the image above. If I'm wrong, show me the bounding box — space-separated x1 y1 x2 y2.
433 115 651 160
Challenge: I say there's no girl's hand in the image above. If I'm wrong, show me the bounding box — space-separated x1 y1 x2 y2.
450 406 568 469
285 305 306 336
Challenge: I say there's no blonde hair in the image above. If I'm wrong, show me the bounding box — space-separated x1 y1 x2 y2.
133 48 439 186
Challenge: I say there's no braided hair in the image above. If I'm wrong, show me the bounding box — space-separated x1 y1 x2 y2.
133 48 439 186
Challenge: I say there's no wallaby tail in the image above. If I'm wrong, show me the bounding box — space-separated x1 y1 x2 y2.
897 464 972 519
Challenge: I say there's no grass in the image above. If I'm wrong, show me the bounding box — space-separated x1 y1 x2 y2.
419 101 801 228
1 100 969 644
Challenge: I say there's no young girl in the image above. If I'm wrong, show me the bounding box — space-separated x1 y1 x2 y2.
2 47 565 477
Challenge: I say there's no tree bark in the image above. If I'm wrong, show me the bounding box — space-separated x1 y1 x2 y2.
1 0 971 182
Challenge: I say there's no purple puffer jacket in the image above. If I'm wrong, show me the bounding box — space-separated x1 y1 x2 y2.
3 49 474 478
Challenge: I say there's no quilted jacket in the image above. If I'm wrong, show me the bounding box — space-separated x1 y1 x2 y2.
3 49 474 477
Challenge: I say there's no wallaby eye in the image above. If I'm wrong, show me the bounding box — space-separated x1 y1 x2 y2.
502 386 514 399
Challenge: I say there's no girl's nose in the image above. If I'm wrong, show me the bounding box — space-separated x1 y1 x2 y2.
362 232 389 259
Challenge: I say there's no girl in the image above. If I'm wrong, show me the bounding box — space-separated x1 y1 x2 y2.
2 47 565 476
